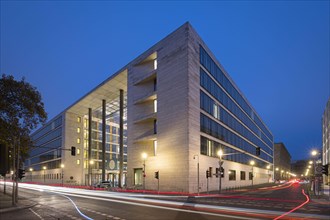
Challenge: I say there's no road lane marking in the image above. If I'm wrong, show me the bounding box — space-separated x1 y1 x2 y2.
19 183 330 220
58 194 93 220
273 189 310 220
29 208 44 220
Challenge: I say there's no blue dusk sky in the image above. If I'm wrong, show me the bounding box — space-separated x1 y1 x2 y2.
1 1 329 161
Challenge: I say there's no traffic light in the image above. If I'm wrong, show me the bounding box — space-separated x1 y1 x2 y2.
256 147 261 156
220 167 224 178
155 171 159 179
322 164 329 176
71 146 76 156
18 169 25 180
206 170 210 178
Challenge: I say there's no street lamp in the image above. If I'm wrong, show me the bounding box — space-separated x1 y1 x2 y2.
29 168 33 182
193 155 200 195
60 164 64 186
310 150 318 195
43 166 47 184
217 149 223 194
90 160 94 186
142 153 148 190
250 160 255 187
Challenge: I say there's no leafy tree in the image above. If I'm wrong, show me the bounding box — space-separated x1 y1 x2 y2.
0 74 47 165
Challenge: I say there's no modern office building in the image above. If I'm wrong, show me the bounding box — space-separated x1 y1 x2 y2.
322 98 330 185
274 143 291 180
25 22 274 193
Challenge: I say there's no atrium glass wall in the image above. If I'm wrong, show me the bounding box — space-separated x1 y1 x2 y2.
84 94 127 186
199 46 273 166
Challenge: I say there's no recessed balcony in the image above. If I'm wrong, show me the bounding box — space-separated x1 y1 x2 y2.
134 112 157 124
134 91 157 105
134 129 157 143
133 69 156 86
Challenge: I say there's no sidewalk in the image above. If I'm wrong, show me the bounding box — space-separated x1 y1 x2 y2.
0 192 36 214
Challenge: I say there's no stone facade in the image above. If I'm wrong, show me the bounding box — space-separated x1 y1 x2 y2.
26 22 274 192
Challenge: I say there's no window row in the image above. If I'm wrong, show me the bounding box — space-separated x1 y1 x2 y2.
91 140 128 152
91 121 121 134
200 46 273 141
201 136 272 167
201 114 273 164
33 127 62 149
207 167 253 181
31 138 62 156
200 70 273 149
30 159 62 171
32 116 62 141
201 91 273 155
86 159 127 170
28 173 63 180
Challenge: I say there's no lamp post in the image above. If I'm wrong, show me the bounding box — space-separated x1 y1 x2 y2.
311 150 318 195
29 168 33 182
266 165 270 183
250 160 255 187
142 153 148 190
275 167 279 181
90 160 94 186
43 166 47 184
60 164 64 186
193 155 200 195
217 149 223 194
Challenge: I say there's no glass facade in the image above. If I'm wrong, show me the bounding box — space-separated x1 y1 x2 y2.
26 116 63 171
200 46 273 167
86 94 128 184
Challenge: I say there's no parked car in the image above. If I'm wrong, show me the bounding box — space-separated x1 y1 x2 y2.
93 181 111 188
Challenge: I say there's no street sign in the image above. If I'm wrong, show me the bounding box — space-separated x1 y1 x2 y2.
316 165 323 174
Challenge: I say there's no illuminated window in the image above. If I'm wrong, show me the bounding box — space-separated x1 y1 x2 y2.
77 148 80 155
213 103 220 119
77 138 81 144
153 140 157 156
207 140 212 156
77 127 81 133
84 160 88 168
84 150 87 158
84 140 88 149
134 168 143 185
154 59 157 70
77 117 81 123
84 119 88 128
153 99 157 113
77 159 80 165
84 131 88 139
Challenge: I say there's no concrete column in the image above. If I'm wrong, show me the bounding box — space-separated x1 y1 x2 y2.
119 89 124 188
102 99 106 182
88 108 92 185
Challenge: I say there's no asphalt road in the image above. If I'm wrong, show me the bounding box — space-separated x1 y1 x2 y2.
1 185 257 220
1 182 329 220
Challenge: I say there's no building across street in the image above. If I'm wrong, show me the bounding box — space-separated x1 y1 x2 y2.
24 22 274 193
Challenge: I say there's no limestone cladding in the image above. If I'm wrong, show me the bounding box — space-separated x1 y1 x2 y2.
63 111 85 185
